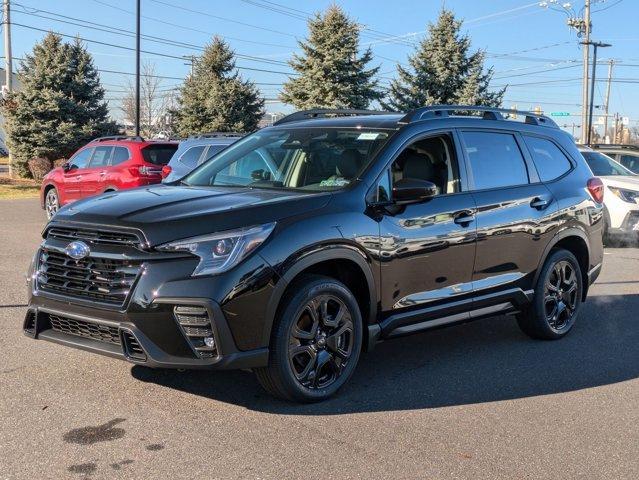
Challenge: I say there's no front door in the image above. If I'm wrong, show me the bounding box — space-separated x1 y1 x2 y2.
377 132 477 325
82 146 113 197
61 147 93 204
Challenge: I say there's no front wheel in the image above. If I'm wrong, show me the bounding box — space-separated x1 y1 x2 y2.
517 249 583 340
255 275 363 402
45 188 60 220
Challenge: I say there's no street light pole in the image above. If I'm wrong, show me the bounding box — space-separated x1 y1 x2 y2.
582 41 611 145
135 0 141 137
580 0 591 144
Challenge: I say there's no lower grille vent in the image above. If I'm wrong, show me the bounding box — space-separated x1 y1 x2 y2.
173 305 217 358
49 314 120 345
121 330 146 361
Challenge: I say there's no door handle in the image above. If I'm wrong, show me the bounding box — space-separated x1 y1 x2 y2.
530 197 549 210
453 211 475 226
75 175 82 180
99 171 107 176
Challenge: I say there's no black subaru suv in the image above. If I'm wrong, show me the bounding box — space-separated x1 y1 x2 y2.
25 106 604 402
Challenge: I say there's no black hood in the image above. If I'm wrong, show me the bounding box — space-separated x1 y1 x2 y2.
52 185 332 246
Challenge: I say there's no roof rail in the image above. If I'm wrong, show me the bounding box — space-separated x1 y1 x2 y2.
591 143 639 150
273 108 392 126
92 135 145 142
189 132 243 139
399 105 559 129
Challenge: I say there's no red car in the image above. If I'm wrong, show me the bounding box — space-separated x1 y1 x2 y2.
41 136 178 219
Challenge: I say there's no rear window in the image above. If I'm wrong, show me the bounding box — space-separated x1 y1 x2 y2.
581 151 636 176
178 145 206 168
142 144 178 165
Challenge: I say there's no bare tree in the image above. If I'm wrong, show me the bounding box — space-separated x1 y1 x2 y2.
120 61 172 138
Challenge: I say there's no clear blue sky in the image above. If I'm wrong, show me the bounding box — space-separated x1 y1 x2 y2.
4 0 638 137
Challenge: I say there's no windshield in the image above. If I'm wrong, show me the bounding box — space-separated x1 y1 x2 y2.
582 151 636 176
183 127 392 191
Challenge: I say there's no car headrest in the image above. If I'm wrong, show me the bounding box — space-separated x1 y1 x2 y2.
337 149 364 178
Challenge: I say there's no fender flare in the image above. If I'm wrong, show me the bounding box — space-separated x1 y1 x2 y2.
260 245 377 346
532 227 591 294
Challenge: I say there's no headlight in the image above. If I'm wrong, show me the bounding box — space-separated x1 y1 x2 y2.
609 187 639 204
157 223 275 276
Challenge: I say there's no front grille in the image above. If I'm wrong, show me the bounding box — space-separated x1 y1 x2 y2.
47 226 141 247
37 249 140 306
48 314 120 345
174 305 217 357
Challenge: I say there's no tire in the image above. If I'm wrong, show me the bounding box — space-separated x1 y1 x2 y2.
44 188 60 220
517 249 583 340
255 275 363 402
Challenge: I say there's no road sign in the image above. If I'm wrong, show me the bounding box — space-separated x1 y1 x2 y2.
550 112 570 116
623 117 630 126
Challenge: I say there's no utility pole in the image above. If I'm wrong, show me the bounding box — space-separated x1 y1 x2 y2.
3 0 12 176
583 41 611 145
3 0 11 93
603 59 614 143
580 0 591 144
135 0 141 137
183 55 196 75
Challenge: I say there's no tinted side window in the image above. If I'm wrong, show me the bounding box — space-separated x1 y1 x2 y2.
142 144 178 165
523 136 572 182
462 132 528 190
619 154 639 173
69 148 93 169
179 145 206 168
89 146 113 167
111 147 131 165
200 144 227 165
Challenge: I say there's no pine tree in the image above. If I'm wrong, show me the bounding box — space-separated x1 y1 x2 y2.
1 34 116 177
280 5 382 109
172 37 264 137
382 9 504 111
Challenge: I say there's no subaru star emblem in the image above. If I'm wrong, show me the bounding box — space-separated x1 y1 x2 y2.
64 241 90 260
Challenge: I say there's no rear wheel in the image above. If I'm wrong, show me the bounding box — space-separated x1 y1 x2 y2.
255 275 362 402
517 249 583 340
45 188 60 220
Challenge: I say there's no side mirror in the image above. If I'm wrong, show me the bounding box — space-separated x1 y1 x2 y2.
62 162 73 172
392 178 438 205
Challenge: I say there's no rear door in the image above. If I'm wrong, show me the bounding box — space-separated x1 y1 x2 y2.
82 146 113 197
62 147 93 202
459 129 558 299
104 146 131 190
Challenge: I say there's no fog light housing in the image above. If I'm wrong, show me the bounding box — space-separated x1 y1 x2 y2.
173 305 218 358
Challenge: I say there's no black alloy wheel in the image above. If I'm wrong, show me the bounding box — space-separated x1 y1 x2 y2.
255 275 362 402
288 294 354 389
543 260 579 332
517 249 583 340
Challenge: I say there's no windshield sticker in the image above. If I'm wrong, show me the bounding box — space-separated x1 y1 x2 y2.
319 178 350 187
357 132 381 140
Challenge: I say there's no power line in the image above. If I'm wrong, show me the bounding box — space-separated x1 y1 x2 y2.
85 0 295 49
12 6 293 67
12 23 298 75
148 0 298 38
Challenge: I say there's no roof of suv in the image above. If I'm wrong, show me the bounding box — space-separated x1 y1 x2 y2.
87 136 177 148
270 106 560 131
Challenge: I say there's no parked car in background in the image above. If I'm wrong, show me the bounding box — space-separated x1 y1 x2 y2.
26 106 604 402
41 136 178 220
591 144 639 173
580 147 639 242
161 132 243 183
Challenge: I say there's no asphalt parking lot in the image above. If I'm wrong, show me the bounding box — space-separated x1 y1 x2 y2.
0 198 637 479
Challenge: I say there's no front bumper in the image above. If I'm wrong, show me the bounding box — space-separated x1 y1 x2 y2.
24 296 268 370
24 228 277 370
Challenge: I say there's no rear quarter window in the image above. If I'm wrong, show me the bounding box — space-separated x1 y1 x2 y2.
523 136 572 182
142 144 178 165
